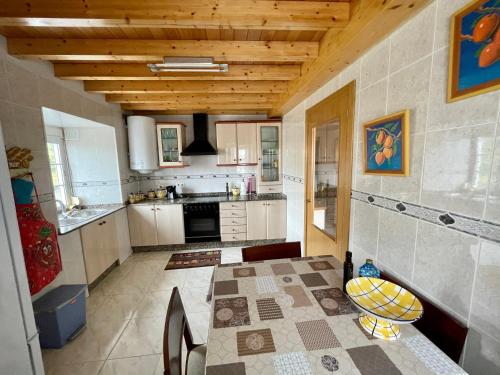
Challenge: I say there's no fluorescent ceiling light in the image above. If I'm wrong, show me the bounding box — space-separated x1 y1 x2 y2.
148 57 229 73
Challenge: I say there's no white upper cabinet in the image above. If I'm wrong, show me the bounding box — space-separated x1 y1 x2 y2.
157 123 186 168
257 122 282 193
216 122 238 165
237 123 258 165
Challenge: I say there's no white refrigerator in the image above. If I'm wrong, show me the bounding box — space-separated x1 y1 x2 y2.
0 121 45 374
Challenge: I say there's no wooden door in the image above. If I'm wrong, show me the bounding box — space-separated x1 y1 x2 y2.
267 200 287 239
305 82 355 261
246 201 267 240
216 123 237 166
156 204 185 245
127 205 158 246
237 123 258 165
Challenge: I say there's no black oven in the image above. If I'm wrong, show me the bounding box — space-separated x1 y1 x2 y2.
183 202 221 243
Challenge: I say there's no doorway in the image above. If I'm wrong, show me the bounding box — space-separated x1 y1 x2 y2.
304 82 355 261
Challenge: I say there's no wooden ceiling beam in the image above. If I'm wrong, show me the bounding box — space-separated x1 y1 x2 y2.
128 109 269 116
106 93 279 104
85 80 288 94
0 1 350 31
7 38 318 62
271 0 433 115
121 103 274 111
54 63 301 81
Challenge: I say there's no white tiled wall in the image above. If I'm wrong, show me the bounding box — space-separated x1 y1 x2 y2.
281 1 500 372
0 35 135 298
65 126 123 205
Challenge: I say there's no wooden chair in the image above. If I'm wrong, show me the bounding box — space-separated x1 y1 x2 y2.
242 241 301 262
163 287 206 375
380 271 468 363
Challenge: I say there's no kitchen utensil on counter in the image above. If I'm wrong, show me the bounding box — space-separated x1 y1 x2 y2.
155 188 167 199
176 182 184 198
167 185 177 200
240 178 247 195
232 186 240 197
147 190 156 199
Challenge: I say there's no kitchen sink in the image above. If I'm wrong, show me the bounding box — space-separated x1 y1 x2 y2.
58 208 109 227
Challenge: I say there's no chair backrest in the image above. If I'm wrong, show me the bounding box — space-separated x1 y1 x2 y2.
163 287 195 375
242 241 301 262
380 271 468 363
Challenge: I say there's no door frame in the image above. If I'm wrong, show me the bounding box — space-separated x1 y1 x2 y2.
303 81 356 261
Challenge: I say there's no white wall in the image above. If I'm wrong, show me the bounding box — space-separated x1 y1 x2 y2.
137 114 267 194
281 1 500 373
0 35 135 298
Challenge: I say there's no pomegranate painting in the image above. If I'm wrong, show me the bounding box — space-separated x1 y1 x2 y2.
363 110 409 176
449 0 500 101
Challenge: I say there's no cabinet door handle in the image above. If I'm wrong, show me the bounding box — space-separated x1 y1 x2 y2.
151 208 155 211
233 158 237 162
102 221 106 224
157 208 160 211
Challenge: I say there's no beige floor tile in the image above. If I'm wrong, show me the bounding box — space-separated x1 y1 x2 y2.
90 293 144 321
42 318 130 366
148 270 188 292
42 248 241 372
100 354 160 375
134 290 173 318
109 317 165 359
179 287 211 314
187 311 210 344
45 361 104 375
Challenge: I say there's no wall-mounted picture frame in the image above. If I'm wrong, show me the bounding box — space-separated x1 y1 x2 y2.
448 0 500 102
363 110 410 176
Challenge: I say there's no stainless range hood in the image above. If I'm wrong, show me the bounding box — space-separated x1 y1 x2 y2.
181 113 217 156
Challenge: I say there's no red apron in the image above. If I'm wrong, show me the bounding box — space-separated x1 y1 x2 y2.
14 175 62 295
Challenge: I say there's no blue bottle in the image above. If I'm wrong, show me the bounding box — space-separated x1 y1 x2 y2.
359 259 380 278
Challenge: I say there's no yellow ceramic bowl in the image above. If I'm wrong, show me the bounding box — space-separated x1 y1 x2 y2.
346 277 423 323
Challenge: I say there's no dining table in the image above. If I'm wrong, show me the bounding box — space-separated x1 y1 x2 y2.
205 255 468 375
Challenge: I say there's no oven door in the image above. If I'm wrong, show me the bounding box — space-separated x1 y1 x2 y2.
183 203 221 243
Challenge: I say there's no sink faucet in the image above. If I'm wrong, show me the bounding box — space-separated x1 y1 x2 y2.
55 200 67 215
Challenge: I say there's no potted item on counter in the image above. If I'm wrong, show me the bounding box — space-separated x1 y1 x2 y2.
147 190 156 199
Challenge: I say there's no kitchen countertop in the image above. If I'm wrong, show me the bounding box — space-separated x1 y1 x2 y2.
58 205 126 236
131 193 287 206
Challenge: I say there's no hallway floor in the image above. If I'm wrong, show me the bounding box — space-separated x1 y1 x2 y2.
42 248 243 375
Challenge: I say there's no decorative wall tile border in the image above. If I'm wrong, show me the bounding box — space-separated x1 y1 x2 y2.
73 180 120 187
283 174 304 184
351 189 500 243
38 192 54 204
140 173 255 181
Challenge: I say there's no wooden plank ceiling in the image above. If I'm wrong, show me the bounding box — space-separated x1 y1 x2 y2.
0 0 431 115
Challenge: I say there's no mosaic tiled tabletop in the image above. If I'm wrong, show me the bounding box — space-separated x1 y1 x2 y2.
206 256 468 375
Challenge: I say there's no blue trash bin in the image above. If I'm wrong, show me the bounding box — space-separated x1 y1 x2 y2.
33 284 87 348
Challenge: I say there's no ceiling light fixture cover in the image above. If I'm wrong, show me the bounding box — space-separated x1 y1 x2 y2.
148 57 229 73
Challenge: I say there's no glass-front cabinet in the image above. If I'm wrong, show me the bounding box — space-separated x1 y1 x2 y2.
156 123 186 168
257 122 282 193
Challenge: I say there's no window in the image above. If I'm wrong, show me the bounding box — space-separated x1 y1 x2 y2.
47 137 71 206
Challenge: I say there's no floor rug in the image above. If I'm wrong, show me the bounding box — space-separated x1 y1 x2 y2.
165 250 221 270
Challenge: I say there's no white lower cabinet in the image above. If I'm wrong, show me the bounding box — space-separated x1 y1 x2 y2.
220 202 247 242
80 212 119 284
267 200 287 239
156 205 185 245
128 205 158 246
247 200 287 240
127 204 185 246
